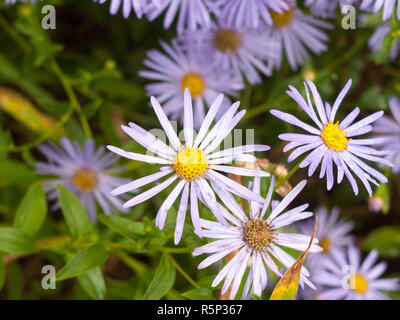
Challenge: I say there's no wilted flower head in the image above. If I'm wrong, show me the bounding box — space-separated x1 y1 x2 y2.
36 137 129 221
139 40 243 128
107 90 270 244
271 79 391 196
314 245 399 300
194 175 322 299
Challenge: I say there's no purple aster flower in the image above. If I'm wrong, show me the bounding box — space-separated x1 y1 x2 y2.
180 19 277 85
305 0 357 18
314 245 399 299
107 89 270 244
298 206 354 270
93 0 147 18
361 0 400 21
204 0 290 29
36 137 129 221
146 0 211 34
5 0 38 3
193 175 322 300
270 79 392 197
369 23 400 61
373 95 400 173
139 40 243 129
265 3 332 70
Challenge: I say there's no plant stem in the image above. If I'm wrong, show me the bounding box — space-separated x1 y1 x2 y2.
113 250 147 275
165 252 200 289
0 14 31 53
49 59 93 139
274 159 302 191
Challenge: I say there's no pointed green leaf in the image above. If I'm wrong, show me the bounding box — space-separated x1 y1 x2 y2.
0 227 36 254
77 267 106 300
13 181 47 236
182 288 215 300
0 160 36 185
143 254 175 300
56 185 96 242
99 214 145 239
57 244 108 281
362 226 400 258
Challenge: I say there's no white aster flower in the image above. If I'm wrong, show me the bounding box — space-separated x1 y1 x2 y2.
314 245 399 300
204 0 291 29
373 95 400 173
298 206 354 270
369 23 400 61
271 79 392 197
265 2 332 70
193 175 322 300
107 89 270 244
93 0 147 18
36 138 129 221
145 0 211 34
180 19 277 85
139 40 243 129
361 0 400 21
305 0 357 18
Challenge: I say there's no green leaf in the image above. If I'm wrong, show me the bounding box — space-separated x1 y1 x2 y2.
0 160 36 185
143 254 175 300
362 12 383 27
362 226 400 258
77 267 106 300
252 293 263 300
13 181 47 236
99 214 145 239
57 244 108 281
56 185 96 243
375 183 390 214
0 227 36 254
376 33 396 64
182 288 215 300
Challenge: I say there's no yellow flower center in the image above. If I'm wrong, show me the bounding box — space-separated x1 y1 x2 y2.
214 28 242 53
270 6 295 28
72 168 98 192
320 238 331 254
350 273 369 294
180 73 205 98
321 121 350 151
243 219 275 251
173 147 208 181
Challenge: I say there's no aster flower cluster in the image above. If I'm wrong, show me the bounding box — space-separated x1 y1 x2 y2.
137 0 334 125
4 0 400 303
297 207 398 300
